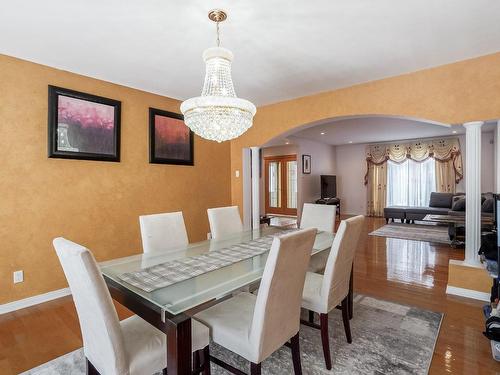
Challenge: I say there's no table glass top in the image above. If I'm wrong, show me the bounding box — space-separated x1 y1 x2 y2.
100 227 334 316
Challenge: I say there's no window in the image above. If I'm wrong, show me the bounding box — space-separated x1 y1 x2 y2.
386 158 436 207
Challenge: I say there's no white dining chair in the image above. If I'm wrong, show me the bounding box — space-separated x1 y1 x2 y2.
300 215 364 370
207 206 243 239
53 237 211 375
139 211 189 253
194 228 317 375
300 203 337 273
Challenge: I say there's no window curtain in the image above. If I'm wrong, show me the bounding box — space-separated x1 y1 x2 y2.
364 137 462 216
435 159 456 193
366 162 387 217
387 158 436 207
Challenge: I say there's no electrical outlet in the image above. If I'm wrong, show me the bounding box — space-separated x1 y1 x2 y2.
13 270 23 284
235 170 240 178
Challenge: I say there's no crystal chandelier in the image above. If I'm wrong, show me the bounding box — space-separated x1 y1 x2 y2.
180 9 256 143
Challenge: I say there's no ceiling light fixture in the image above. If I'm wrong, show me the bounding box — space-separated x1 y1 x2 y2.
452 130 457 134
348 141 353 144
320 132 325 135
180 9 256 143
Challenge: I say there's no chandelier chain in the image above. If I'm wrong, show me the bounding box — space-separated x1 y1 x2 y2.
216 21 220 47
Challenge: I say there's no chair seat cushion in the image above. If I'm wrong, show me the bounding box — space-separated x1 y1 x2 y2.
194 292 257 362
308 249 330 273
121 315 209 375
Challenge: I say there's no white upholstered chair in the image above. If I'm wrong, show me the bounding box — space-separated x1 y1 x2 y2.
300 203 337 273
53 237 210 375
194 228 317 375
300 215 365 370
139 211 189 253
207 206 243 239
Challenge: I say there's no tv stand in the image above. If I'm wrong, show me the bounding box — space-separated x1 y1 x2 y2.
315 197 341 217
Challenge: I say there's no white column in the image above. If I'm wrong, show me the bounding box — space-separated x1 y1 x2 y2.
241 148 252 230
495 120 500 193
250 147 260 230
463 121 483 265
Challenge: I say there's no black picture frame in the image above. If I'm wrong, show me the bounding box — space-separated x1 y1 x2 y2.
149 108 194 165
48 85 121 162
302 154 311 174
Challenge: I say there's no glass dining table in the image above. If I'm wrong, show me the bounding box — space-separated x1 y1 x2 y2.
100 226 335 375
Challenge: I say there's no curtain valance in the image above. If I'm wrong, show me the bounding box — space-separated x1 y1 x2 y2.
364 137 463 185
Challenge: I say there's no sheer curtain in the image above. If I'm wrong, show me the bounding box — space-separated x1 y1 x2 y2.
386 158 436 207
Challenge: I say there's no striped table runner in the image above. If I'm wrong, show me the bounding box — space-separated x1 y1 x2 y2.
118 230 296 292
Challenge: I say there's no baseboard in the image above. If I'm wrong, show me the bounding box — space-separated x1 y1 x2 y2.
446 285 490 302
0 287 71 315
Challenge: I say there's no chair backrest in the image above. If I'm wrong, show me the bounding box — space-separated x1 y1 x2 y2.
53 238 127 374
249 228 317 362
139 211 189 253
207 206 243 239
300 203 336 233
321 215 365 311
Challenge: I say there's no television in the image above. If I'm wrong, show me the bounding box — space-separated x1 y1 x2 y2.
321 175 337 199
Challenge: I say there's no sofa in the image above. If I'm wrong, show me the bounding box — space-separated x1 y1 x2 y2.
384 192 494 223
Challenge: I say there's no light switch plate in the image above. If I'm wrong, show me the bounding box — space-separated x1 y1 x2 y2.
13 270 23 283
235 170 240 178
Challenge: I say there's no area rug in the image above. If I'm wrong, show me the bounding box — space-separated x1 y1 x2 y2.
21 295 442 375
369 223 451 244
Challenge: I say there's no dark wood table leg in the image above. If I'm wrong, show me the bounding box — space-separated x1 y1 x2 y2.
348 264 353 320
165 316 192 375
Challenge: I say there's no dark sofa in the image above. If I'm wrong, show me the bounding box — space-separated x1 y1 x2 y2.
384 192 494 223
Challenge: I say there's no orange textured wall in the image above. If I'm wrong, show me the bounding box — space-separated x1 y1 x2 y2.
0 55 231 304
230 52 500 210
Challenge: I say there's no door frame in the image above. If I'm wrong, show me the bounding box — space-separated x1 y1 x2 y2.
264 154 297 216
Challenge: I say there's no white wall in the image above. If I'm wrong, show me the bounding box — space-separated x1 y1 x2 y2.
292 136 337 211
334 133 495 215
335 144 368 215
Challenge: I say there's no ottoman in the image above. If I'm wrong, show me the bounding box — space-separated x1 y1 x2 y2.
383 206 409 223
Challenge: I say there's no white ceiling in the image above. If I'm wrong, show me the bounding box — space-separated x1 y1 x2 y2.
1 1 500 106
290 117 497 146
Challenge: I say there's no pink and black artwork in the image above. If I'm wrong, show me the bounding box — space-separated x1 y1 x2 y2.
149 108 193 165
48 86 121 161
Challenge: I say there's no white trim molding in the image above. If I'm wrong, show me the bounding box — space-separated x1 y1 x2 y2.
0 287 71 315
446 285 490 302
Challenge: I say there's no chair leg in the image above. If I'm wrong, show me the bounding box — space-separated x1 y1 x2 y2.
385 218 389 224
341 297 352 344
86 358 100 375
290 332 302 375
319 313 332 370
348 265 354 320
308 310 315 324
193 351 200 372
201 346 211 375
250 362 261 375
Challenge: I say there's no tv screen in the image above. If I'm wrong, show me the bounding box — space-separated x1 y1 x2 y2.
321 175 337 198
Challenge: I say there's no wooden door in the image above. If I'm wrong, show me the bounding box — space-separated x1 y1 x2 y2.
264 155 297 216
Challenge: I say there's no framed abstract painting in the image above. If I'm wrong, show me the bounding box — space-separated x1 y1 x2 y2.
149 108 194 165
302 154 311 174
48 86 121 161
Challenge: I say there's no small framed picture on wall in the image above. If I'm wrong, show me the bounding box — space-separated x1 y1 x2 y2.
149 108 194 165
48 86 121 162
302 154 311 174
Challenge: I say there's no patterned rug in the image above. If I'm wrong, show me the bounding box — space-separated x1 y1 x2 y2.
22 295 442 375
369 223 451 244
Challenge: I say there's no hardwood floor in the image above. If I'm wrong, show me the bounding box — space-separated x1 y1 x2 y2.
0 217 498 374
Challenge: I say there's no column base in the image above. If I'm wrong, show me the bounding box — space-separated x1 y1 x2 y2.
446 259 492 302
